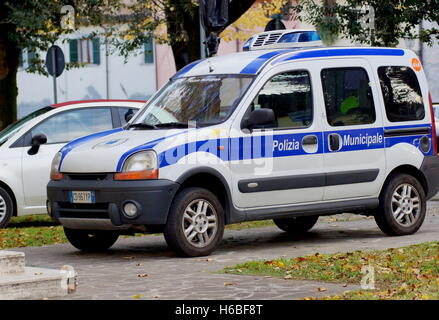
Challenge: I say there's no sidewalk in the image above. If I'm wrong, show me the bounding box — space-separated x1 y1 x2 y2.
10 203 439 300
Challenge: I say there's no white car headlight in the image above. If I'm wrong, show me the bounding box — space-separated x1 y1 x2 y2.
50 152 63 180
115 151 158 180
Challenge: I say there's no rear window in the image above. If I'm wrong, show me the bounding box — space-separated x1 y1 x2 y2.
377 66 424 122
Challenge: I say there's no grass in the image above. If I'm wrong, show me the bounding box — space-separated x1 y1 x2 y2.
1 215 65 249
223 241 439 300
0 214 276 249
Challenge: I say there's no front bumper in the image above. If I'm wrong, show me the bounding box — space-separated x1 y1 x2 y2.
420 155 439 199
47 175 179 229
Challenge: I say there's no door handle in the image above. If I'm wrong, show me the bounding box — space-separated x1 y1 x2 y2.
302 135 318 145
328 133 341 151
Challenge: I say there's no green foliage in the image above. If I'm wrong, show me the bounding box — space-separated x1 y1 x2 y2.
294 0 439 47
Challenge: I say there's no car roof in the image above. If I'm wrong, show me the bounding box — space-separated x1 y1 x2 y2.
173 46 412 79
51 99 146 108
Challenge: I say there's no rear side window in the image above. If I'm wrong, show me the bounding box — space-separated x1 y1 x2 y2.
321 67 376 126
377 66 424 122
31 108 113 144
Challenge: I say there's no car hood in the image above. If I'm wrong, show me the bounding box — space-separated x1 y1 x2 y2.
59 128 188 173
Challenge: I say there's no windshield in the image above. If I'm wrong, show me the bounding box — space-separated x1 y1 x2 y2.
0 106 53 147
132 75 254 128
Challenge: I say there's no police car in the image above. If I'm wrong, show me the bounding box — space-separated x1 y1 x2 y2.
47 37 439 256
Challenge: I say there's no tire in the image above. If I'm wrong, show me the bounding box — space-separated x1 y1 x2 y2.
164 187 225 257
0 187 13 228
375 173 426 236
273 215 319 235
64 227 119 252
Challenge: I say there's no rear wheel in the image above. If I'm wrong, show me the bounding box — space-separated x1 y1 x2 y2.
273 215 319 235
375 173 426 236
0 187 13 228
164 187 224 257
64 228 119 252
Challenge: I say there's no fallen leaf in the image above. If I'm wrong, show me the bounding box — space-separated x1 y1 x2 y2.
224 282 238 286
284 275 292 280
132 294 143 299
317 287 327 292
137 274 148 278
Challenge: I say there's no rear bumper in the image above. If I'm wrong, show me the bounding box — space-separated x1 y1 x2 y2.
47 178 179 229
420 155 439 199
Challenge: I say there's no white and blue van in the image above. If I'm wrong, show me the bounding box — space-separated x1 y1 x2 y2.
47 37 439 256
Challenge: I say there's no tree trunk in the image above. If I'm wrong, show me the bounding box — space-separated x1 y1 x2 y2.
0 30 19 130
168 0 256 71
168 7 201 71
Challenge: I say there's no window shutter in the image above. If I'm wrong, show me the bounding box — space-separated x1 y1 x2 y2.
144 38 154 64
27 50 37 67
92 38 100 65
69 39 78 63
19 50 23 67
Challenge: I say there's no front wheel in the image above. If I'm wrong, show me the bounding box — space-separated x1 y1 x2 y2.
64 228 119 252
164 187 225 257
273 215 319 235
375 173 426 236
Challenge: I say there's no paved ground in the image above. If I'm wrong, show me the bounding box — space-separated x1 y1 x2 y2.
14 202 439 300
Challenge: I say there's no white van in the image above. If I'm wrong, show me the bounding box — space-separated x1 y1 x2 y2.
47 46 439 256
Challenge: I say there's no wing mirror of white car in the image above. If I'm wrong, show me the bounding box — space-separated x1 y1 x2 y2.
28 134 48 155
125 112 134 123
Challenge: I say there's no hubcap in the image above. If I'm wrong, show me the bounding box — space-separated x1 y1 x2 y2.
0 194 6 222
391 183 421 227
182 199 218 248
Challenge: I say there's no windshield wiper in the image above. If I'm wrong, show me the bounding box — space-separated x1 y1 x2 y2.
155 122 196 129
126 123 157 130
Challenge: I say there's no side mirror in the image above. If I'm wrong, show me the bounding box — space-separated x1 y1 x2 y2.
243 108 276 130
28 134 47 155
125 112 134 123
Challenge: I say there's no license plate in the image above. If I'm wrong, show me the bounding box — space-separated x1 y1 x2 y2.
69 191 95 204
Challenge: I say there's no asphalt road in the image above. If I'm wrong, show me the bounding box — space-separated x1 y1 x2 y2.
14 202 439 300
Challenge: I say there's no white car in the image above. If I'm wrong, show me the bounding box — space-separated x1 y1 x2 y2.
0 99 143 227
47 44 439 257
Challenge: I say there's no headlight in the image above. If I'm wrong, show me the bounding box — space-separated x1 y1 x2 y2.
114 151 158 180
50 152 63 181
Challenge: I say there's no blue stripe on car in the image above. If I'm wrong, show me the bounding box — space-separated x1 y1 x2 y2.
115 130 192 172
271 48 405 65
154 125 432 169
58 128 123 170
173 60 203 79
240 50 292 74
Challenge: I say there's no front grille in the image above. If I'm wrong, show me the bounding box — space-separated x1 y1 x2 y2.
67 174 109 181
58 202 110 219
